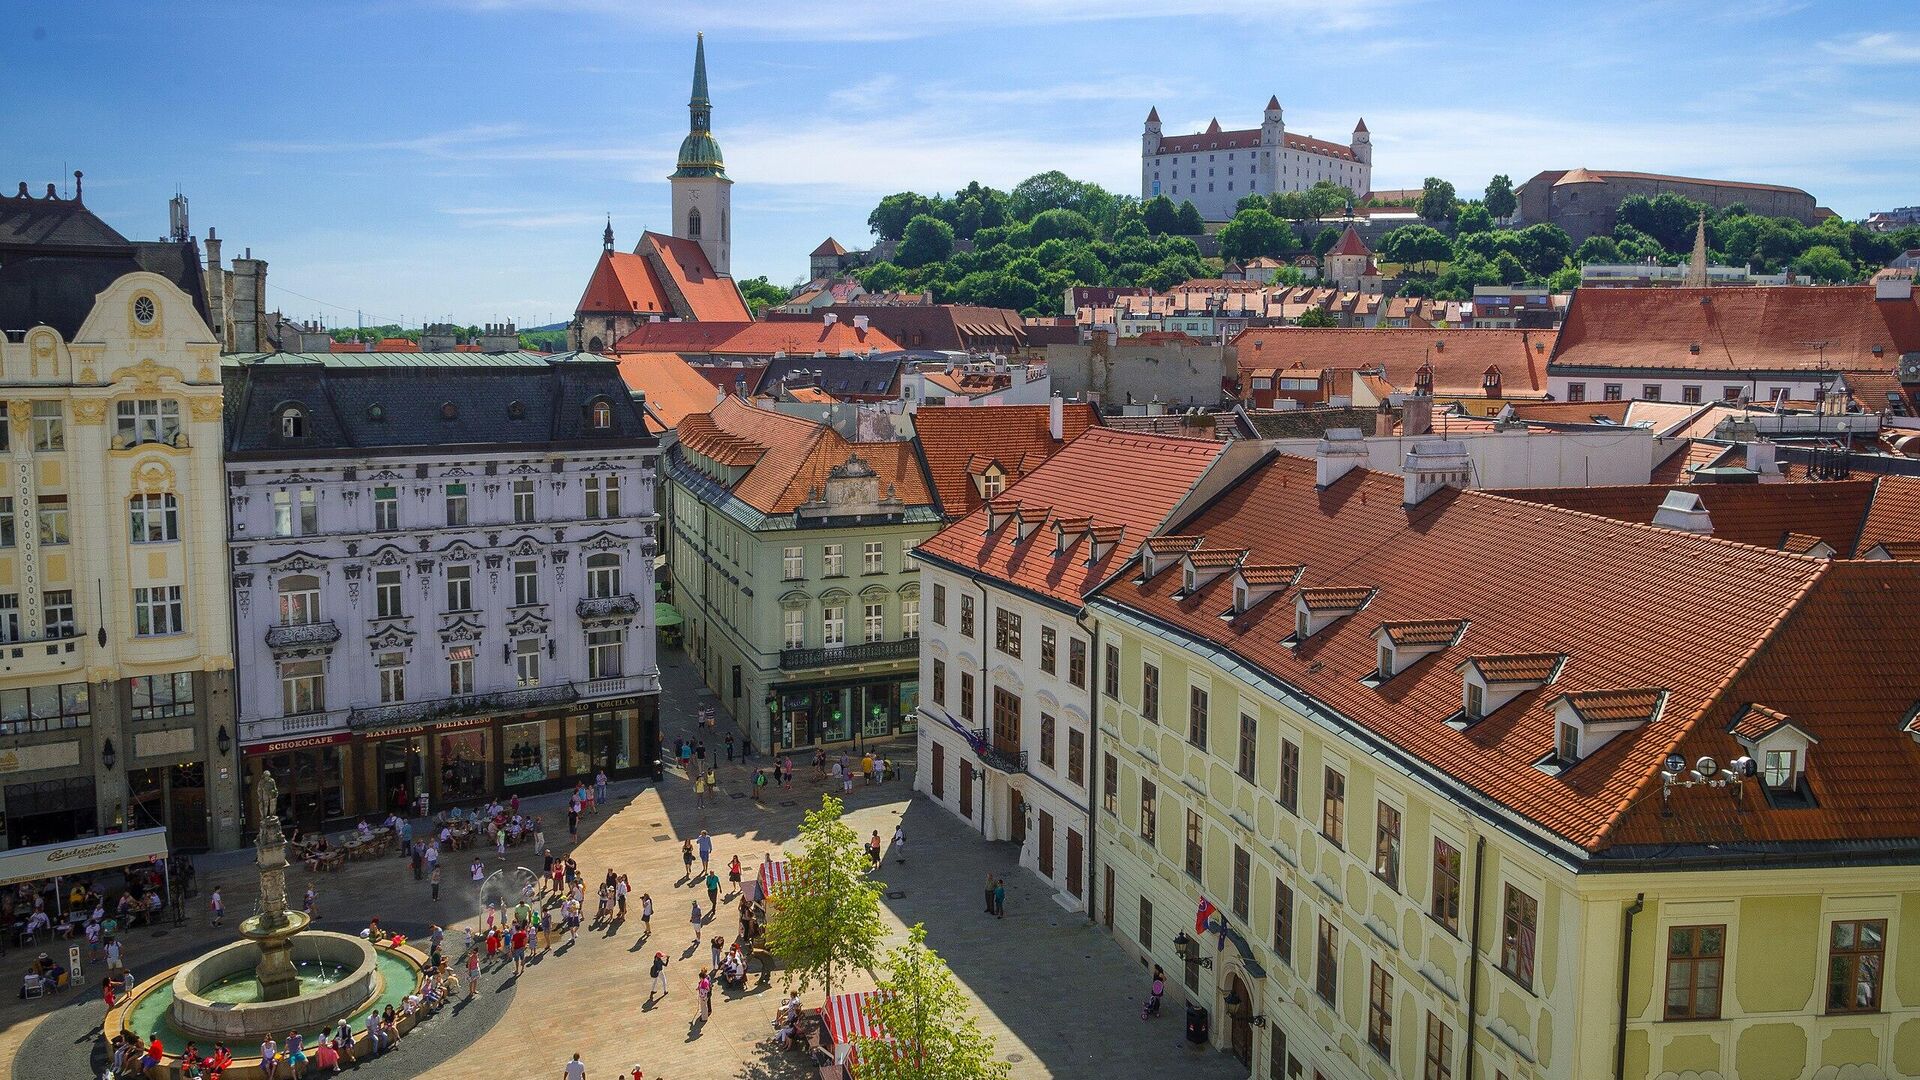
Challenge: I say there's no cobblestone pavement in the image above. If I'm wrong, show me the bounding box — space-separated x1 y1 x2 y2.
1 650 1250 1080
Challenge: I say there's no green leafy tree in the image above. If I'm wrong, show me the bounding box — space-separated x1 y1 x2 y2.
858 262 908 295
1310 226 1343 256
1377 224 1453 266
1418 177 1458 223
870 193 938 241
1142 195 1181 236
1008 171 1113 225
1484 174 1517 220
1491 250 1527 285
897 215 956 269
1455 204 1494 235
855 924 1012 1080
1173 200 1205 235
1295 307 1338 328
1574 236 1621 264
1028 208 1098 245
1614 192 1706 251
1791 244 1854 283
737 276 790 315
763 795 886 1001
1217 208 1294 261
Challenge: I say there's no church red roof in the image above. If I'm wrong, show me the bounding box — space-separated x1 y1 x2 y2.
1328 225 1372 257
575 231 750 323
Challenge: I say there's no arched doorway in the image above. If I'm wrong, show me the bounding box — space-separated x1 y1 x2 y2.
1224 973 1253 1068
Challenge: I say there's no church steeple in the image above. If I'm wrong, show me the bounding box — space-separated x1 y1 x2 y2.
669 32 733 276
689 32 711 132
674 33 725 178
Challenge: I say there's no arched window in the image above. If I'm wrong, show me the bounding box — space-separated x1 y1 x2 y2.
280 405 308 439
586 553 622 599
586 337 605 354
687 207 702 238
277 574 321 625
590 400 612 429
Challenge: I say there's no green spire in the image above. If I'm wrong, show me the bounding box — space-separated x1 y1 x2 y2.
674 33 725 178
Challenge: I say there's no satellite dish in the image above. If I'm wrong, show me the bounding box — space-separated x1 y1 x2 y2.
1693 756 1720 779
1663 753 1687 776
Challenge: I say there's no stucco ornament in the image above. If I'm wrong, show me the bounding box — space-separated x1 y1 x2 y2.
131 457 177 495
70 400 106 425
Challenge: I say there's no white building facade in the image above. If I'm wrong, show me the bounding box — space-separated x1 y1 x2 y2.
1143 99 1372 222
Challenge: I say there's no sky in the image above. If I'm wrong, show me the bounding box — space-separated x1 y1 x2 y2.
7 0 1918 327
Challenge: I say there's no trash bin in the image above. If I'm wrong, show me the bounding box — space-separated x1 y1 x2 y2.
1185 1003 1209 1046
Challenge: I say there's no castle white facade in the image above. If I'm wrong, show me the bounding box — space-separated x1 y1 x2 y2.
1142 98 1372 222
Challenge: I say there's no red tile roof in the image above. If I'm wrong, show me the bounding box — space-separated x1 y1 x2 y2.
1728 703 1797 743
1380 619 1466 647
614 352 723 431
1462 653 1564 684
1559 688 1666 725
1551 286 1920 373
1091 453 1920 853
1492 480 1878 555
911 404 1099 518
1328 225 1372 257
1235 327 1552 398
676 395 932 515
575 232 751 322
1155 126 1357 161
917 429 1226 608
1239 564 1301 587
811 237 847 257
578 251 670 316
1857 475 1920 550
613 319 901 358
1299 585 1374 612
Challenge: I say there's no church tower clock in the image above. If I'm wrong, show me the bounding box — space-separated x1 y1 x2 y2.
670 33 732 275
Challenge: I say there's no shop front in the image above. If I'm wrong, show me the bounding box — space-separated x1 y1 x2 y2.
770 675 918 753
243 733 352 836
124 760 211 851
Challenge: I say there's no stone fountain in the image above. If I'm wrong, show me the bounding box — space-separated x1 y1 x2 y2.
241 770 309 998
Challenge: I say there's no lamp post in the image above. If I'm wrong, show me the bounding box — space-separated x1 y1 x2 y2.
100 737 117 770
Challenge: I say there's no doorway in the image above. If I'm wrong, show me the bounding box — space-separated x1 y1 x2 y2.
1037 809 1054 877
377 736 425 813
1009 788 1026 846
1067 829 1083 898
959 762 973 820
1226 973 1253 1067
167 761 208 850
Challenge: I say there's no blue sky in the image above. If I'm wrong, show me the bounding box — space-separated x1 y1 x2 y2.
8 1 1917 327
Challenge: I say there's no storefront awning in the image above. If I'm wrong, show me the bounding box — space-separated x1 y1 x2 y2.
0 826 170 889
824 990 893 1066
654 602 685 629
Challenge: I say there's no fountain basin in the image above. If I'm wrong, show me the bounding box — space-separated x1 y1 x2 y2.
169 931 378 1042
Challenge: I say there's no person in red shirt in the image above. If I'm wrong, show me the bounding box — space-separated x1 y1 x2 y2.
510 925 528 975
141 1033 165 1072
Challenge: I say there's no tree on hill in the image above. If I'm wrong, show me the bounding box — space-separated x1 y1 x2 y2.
1028 208 1098 245
1009 171 1115 228
897 215 956 269
1173 200 1205 235
763 795 885 1001
737 276 790 315
855 924 1012 1080
1615 192 1705 252
1419 177 1458 223
858 262 907 295
1455 204 1494 235
1792 244 1853 283
1271 182 1353 221
1377 224 1453 266
1310 226 1343 256
1142 195 1181 236
1218 208 1296 261
1484 174 1517 220
870 192 939 241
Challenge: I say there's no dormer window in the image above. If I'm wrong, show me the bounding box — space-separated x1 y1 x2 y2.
1378 643 1395 678
1762 749 1797 789
980 468 1005 500
1547 689 1666 770
1465 682 1484 721
1234 582 1249 613
590 399 612 429
1183 565 1197 592
1295 610 1309 641
279 405 308 440
1295 586 1374 639
1415 365 1434 395
1730 703 1817 802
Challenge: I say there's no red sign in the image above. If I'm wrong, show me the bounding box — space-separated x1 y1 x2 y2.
244 732 352 756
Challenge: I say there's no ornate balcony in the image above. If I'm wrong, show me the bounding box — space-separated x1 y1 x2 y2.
265 620 342 651
977 740 1029 775
779 638 919 671
349 683 577 730
576 594 640 621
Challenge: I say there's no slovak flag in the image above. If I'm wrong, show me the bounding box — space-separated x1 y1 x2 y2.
1196 897 1216 934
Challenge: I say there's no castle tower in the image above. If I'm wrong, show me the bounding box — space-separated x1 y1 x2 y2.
1351 117 1372 166
1143 106 1162 155
671 32 732 275
1262 96 1285 145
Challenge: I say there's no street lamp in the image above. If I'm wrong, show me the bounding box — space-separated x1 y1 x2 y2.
1173 931 1213 969
216 725 232 757
100 737 117 770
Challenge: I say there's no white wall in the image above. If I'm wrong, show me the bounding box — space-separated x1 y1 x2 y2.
1261 429 1657 488
1548 373 1836 407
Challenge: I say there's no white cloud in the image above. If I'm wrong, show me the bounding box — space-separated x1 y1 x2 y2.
1820 31 1920 63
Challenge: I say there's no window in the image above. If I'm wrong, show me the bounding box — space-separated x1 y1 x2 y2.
35 498 67 545
784 608 805 649
901 539 918 570
1102 753 1117 813
114 399 180 446
374 569 404 619
1139 896 1154 951
783 546 804 581
445 564 473 611
959 594 974 637
1280 739 1300 813
1603 383 1623 401
1038 714 1056 768
1431 839 1462 933
584 474 620 519
931 658 946 706
1500 885 1537 990
1236 712 1257 780
1184 807 1204 878
902 595 919 638
1231 846 1250 920
1104 644 1119 697
823 605 846 647
1273 879 1294 965
377 653 406 704
823 544 845 577
0 680 89 735
448 646 476 695
1665 925 1725 1020
1367 964 1393 1060
1069 639 1087 688
277 574 321 625
1374 802 1402 889
863 541 883 574
129 672 194 722
1141 663 1159 722
1557 721 1580 765
1187 685 1208 749
1315 917 1338 1004
1723 385 1744 402
129 493 179 543
133 585 184 636
586 628 624 678
1139 780 1157 842
1039 626 1056 674
994 608 1021 658
863 601 884 643
279 407 306 439
512 478 535 523
32 401 62 451
1465 682 1484 721
1423 1013 1454 1080
931 583 946 626
513 559 539 606
1681 385 1702 404
981 471 1005 500
281 660 324 715
444 483 468 526
373 486 399 531
1642 384 1662 401
1567 382 1586 402
1065 728 1085 784
515 638 541 687
586 553 622 598
272 487 318 537
1763 749 1797 789
590 399 612 429
1322 767 1345 846
0 498 13 546
1826 919 1885 1014
959 672 975 720
0 594 17 642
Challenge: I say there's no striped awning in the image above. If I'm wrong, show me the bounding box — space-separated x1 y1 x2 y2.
823 990 891 1065
756 857 792 900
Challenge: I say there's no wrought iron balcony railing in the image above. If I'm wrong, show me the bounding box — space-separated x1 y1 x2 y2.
779 638 918 671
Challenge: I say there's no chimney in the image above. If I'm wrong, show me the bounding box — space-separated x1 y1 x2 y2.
203 228 226 349
1875 270 1915 302
1374 399 1393 437
1653 490 1714 533
1315 428 1371 487
1402 394 1433 438
824 313 838 326
853 314 869 332
1049 394 1064 441
1402 440 1471 506
1745 441 1777 476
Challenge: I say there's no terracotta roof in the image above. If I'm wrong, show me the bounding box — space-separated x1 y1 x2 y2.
1186 548 1247 569
676 395 932 515
1298 585 1374 612
772 304 1028 352
911 404 1098 518
1729 703 1798 743
1328 225 1372 257
917 429 1226 607
1090 453 1920 854
785 386 837 404
614 319 900 358
1462 653 1564 684
575 232 751 323
578 252 667 316
1144 535 1205 557
1239 564 1301 587
1780 531 1829 555
614 351 723 430
1236 327 1552 398
1155 125 1357 161
1859 475 1920 550
1380 619 1466 647
1542 168 1812 197
1551 286 1920 373
811 237 848 257
1493 480 1878 555
1559 688 1666 725
373 338 416 352
1867 540 1920 560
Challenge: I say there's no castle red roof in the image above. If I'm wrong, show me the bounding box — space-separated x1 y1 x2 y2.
1328 225 1372 257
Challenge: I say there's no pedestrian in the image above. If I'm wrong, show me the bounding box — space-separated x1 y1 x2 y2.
533 816 546 856
681 840 695 882
410 841 424 880
304 885 318 918
696 969 712 1021
595 768 609 805
710 934 723 971
210 887 224 928
692 772 705 807
697 830 713 874
830 758 842 788
727 855 742 895
511 923 528 975
724 733 735 762
868 830 882 867
862 752 874 785
640 892 653 935
105 935 122 970
994 878 1007 918
705 870 719 911
690 899 704 944
893 824 905 864
430 864 442 901
984 872 995 915
781 756 794 789
497 824 508 859
568 805 579 840
753 768 766 802
466 946 480 995
616 874 629 918
742 733 754 761
426 840 440 874
706 765 719 798
647 952 668 1003
695 739 706 765
564 1051 587 1080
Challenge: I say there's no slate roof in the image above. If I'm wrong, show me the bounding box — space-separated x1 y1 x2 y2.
0 186 211 339
917 428 1226 608
221 351 652 456
0 186 130 253
1492 480 1878 555
674 395 932 516
1091 452 1920 855
911 403 1099 518
1550 286 1920 374
755 354 906 402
